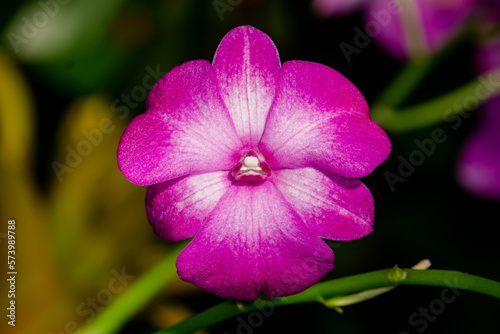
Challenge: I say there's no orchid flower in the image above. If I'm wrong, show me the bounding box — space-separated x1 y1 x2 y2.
456 35 500 199
315 0 478 60
117 26 391 300
312 0 366 17
364 0 478 60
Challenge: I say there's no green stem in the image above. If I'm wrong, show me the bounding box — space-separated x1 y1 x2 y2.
156 268 500 334
374 27 470 109
372 69 500 133
81 241 188 334
375 57 434 109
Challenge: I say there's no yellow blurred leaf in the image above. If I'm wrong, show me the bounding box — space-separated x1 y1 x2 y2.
0 47 35 164
0 47 75 334
49 95 152 291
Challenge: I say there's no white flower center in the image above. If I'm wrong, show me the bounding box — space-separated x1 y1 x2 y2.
243 156 259 169
231 150 271 182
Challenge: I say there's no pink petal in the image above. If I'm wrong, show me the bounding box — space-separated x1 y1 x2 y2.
271 168 374 241
312 0 367 17
213 26 281 145
456 97 500 199
363 0 477 60
177 181 334 300
146 172 233 242
117 60 242 186
362 0 407 59
418 0 477 53
456 37 500 199
260 61 391 179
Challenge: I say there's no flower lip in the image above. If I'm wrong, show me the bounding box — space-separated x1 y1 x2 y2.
230 149 271 182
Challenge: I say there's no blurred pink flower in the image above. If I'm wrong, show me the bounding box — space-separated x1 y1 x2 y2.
314 0 478 60
456 36 500 199
312 0 366 17
362 0 478 60
117 26 391 300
